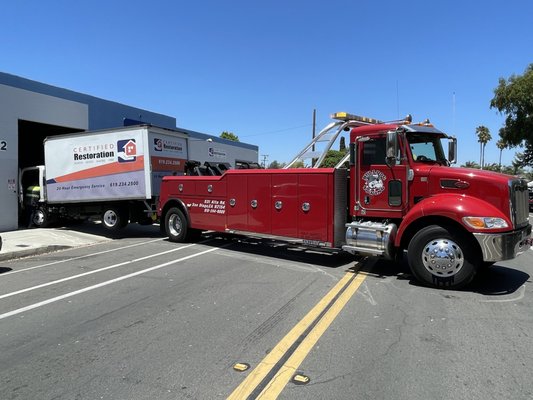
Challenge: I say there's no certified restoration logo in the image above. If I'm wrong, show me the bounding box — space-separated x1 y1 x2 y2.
117 139 137 162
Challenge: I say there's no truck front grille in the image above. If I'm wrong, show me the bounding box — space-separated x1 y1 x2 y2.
509 179 529 228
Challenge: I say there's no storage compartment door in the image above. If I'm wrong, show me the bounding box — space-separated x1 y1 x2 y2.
247 174 271 234
271 174 298 238
298 173 329 243
226 174 248 230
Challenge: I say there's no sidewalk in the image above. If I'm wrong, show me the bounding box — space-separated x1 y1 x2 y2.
0 227 111 262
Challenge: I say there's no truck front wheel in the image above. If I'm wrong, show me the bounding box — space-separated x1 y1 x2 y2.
32 207 50 228
165 207 189 242
102 206 128 231
407 225 479 289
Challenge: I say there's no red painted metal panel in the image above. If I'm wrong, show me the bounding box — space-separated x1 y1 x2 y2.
271 174 298 237
226 174 248 230
297 173 329 242
247 174 272 234
194 180 226 197
178 178 226 229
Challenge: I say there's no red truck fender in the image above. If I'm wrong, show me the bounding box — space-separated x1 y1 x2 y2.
394 193 512 248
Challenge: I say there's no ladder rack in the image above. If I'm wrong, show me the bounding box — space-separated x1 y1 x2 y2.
284 112 382 169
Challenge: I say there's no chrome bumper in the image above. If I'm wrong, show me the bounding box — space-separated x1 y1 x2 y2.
474 224 532 262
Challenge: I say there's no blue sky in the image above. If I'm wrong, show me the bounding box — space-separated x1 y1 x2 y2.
2 0 532 167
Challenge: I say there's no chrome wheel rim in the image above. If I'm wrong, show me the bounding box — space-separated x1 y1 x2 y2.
422 238 464 277
33 210 45 226
103 210 118 227
168 214 182 237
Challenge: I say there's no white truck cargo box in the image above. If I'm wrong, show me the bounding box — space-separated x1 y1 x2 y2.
44 126 187 203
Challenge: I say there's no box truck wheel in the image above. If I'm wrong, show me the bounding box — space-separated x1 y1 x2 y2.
32 207 50 228
102 206 128 231
407 225 479 289
165 207 189 242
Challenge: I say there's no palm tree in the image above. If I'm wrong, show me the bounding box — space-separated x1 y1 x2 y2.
476 126 491 169
496 139 507 172
462 161 481 169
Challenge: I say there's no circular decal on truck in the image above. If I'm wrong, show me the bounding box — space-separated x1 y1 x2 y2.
363 170 386 196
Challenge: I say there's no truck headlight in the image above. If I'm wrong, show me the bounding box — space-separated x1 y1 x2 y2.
462 217 509 229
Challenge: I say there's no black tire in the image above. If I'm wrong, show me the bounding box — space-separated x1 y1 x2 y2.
164 207 189 242
32 207 50 228
102 206 128 231
407 225 480 289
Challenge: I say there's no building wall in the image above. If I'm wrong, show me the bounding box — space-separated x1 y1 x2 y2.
178 128 258 168
0 84 89 231
187 138 259 168
0 72 176 130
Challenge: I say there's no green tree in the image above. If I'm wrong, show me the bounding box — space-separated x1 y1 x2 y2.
461 161 481 169
476 125 491 169
268 160 286 169
500 165 516 175
321 150 347 168
512 153 527 175
483 163 501 172
339 136 346 152
523 169 533 181
291 160 305 168
496 139 507 171
220 131 239 142
490 64 533 167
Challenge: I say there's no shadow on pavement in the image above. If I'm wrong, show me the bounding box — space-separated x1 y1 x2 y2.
367 256 529 295
470 264 530 295
190 232 356 269
54 221 164 240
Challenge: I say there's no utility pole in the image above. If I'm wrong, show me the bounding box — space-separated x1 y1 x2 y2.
312 109 316 144
311 109 317 166
261 154 269 168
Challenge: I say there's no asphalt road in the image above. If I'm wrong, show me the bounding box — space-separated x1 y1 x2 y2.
1 218 533 400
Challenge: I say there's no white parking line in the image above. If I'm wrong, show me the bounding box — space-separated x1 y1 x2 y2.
0 244 228 321
2 238 165 276
0 243 196 300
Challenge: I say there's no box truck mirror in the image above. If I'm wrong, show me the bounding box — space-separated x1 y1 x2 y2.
448 137 457 164
385 130 399 167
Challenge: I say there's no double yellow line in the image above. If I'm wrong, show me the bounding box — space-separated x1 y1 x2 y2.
228 266 369 399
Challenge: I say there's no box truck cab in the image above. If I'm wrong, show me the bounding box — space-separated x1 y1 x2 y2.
19 125 188 230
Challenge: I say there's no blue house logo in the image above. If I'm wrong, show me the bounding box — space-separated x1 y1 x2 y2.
117 139 137 162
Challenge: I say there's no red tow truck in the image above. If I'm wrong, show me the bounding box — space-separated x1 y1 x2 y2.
158 112 532 289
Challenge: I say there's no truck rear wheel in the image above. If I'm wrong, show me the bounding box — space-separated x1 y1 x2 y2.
407 225 479 289
102 206 128 231
165 207 189 242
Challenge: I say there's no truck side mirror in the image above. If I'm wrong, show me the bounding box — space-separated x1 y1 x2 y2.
385 130 399 167
448 137 457 164
349 142 355 166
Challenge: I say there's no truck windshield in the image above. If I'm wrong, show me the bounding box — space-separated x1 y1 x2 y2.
406 133 447 164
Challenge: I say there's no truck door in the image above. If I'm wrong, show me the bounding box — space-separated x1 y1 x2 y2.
356 136 408 218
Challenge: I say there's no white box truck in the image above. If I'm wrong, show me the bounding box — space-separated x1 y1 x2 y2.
19 125 188 230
